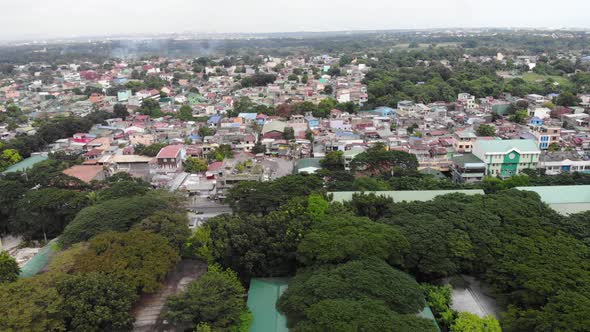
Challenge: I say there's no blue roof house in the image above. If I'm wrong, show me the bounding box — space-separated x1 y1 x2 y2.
529 116 543 126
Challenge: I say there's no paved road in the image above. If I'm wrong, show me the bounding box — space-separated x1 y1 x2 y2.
132 260 207 332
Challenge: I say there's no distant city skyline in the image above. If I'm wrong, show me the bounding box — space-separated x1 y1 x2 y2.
2 0 590 41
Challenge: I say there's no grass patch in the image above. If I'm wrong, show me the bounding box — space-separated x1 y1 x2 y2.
521 72 569 85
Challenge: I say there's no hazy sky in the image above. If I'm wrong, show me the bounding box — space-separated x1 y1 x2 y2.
2 0 590 40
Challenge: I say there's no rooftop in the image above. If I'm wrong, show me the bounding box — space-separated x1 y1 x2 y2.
62 165 103 183
516 185 590 215
1 155 48 174
156 145 183 159
329 189 485 203
474 139 540 154
247 278 289 332
452 154 485 167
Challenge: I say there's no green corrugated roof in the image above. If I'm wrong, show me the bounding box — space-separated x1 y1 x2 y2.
474 139 539 154
516 185 590 215
19 239 58 278
418 306 441 332
2 155 48 174
247 278 289 332
329 190 485 203
452 154 485 167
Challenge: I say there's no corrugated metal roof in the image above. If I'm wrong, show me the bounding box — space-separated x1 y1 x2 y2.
329 190 485 203
247 278 289 332
516 185 590 215
2 155 48 174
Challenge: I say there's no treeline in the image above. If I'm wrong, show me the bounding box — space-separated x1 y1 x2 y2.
363 50 590 108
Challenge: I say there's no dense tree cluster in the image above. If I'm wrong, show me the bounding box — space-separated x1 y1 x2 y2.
163 265 251 331
0 172 192 331
225 174 323 214
277 259 436 331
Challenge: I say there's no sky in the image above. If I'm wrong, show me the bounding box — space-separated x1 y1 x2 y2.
1 0 590 40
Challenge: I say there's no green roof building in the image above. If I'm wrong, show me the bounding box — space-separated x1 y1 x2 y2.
472 139 540 178
247 278 289 332
2 155 48 175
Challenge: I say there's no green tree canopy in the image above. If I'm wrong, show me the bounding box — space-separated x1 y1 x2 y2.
56 272 137 332
184 157 208 173
293 299 437 332
0 277 64 331
60 191 179 246
297 214 409 266
71 230 180 293
351 143 418 176
163 266 248 331
475 124 496 137
450 312 501 332
277 258 426 326
133 210 191 251
0 251 19 283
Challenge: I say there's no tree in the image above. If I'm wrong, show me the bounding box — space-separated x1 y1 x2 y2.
60 191 178 246
288 74 299 82
320 151 344 171
0 149 22 171
296 214 409 266
0 251 19 283
178 105 194 121
113 103 129 119
56 272 137 332
133 211 191 251
198 126 214 137
450 312 501 332
323 85 333 95
548 142 560 151
555 91 581 106
351 143 418 176
508 110 528 124
422 284 455 329
12 188 88 241
293 299 437 332
348 192 395 221
206 144 233 162
277 258 426 326
163 266 248 331
0 277 65 331
97 179 151 201
138 98 162 118
475 124 496 137
184 157 208 173
382 213 472 279
135 142 167 157
251 142 266 154
225 174 323 214
72 230 180 293
283 127 295 140
206 199 314 281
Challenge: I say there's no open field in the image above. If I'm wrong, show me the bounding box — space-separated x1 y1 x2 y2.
521 72 570 85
